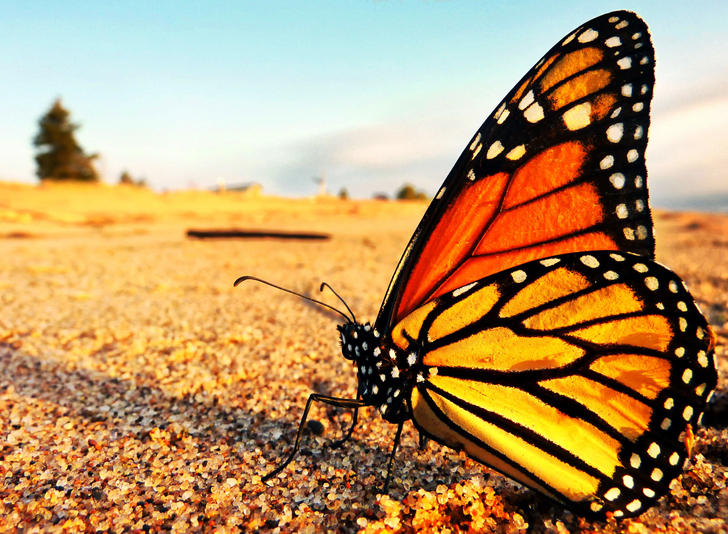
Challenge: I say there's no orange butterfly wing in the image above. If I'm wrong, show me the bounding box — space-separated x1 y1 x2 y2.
377 11 655 330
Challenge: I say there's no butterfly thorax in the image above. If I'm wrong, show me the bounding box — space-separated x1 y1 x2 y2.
338 322 411 423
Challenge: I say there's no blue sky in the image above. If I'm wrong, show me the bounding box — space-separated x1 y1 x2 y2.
1 1 727 205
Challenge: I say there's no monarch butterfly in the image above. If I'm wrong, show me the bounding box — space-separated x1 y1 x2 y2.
239 10 718 519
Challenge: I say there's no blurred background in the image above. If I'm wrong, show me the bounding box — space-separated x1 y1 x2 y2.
2 0 727 208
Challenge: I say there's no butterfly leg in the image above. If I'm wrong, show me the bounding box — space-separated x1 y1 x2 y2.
326 406 359 450
382 420 405 494
262 394 368 482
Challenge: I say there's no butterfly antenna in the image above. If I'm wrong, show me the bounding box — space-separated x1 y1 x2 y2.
319 282 357 324
234 276 354 324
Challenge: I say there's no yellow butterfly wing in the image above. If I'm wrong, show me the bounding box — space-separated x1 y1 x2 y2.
390 251 717 518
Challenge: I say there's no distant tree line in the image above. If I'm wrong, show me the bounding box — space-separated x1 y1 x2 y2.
395 184 428 200
119 171 147 188
32 99 427 198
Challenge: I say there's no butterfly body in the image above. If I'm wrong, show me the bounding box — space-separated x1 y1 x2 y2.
255 10 718 520
339 322 411 423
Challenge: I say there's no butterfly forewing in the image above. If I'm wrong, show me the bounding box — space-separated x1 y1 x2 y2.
390 250 717 519
377 11 656 331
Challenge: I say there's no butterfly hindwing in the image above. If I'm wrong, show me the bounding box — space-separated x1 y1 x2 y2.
386 250 717 518
377 11 656 330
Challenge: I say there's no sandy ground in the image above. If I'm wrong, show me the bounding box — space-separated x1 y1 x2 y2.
0 183 727 533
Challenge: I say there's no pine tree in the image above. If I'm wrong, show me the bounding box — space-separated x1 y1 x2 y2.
34 99 99 182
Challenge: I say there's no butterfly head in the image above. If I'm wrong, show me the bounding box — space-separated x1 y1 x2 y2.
338 322 379 361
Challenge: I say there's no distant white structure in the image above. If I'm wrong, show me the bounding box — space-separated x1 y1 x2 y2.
313 171 327 196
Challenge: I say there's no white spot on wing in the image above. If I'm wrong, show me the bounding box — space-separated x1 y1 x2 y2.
453 282 477 297
644 277 659 291
607 123 624 143
563 102 591 130
606 36 622 48
518 90 535 110
540 258 560 267
630 453 641 468
580 255 599 268
600 155 614 169
436 187 446 199
578 28 598 43
471 143 482 159
511 270 527 283
610 173 626 189
506 145 526 160
622 84 633 97
626 500 642 513
682 368 693 384
524 103 544 123
497 108 510 124
486 141 504 159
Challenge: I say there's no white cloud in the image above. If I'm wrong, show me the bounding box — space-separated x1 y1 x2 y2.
648 79 728 202
273 110 478 197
